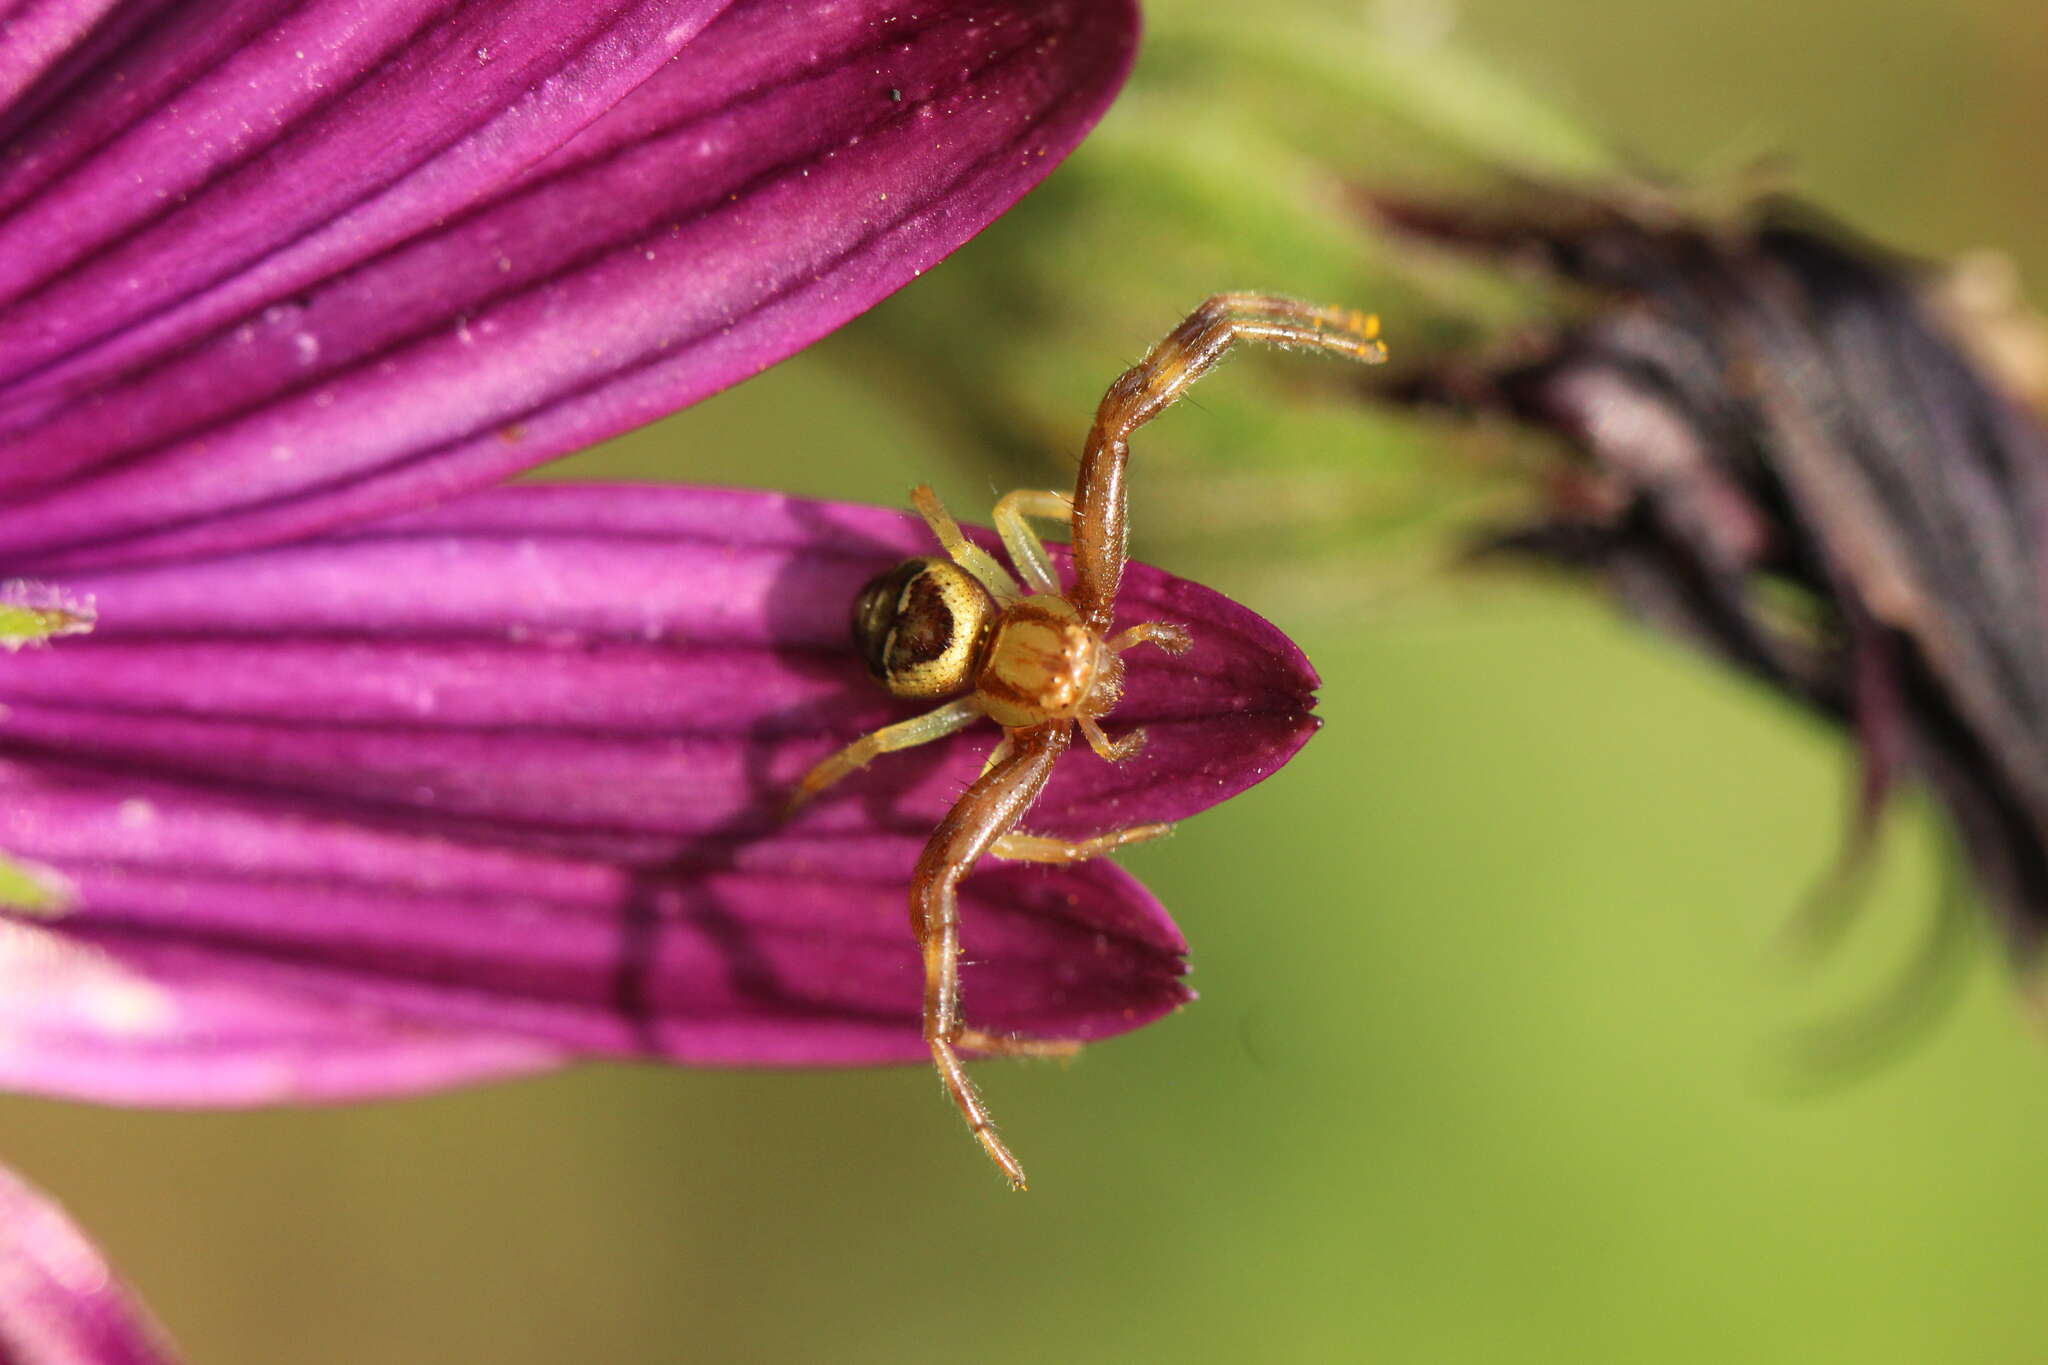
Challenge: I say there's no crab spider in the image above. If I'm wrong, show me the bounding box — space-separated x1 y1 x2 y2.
792 294 1387 1188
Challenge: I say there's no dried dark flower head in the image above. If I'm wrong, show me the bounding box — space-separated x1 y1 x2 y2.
1374 185 2048 957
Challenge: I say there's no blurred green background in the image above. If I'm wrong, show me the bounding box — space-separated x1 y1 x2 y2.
13 1 2048 1360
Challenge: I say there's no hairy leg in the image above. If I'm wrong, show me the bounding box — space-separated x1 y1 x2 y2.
1079 715 1146 763
788 695 985 810
911 484 1022 605
991 823 1171 863
991 488 1072 597
909 723 1070 1189
1109 622 1193 655
1068 295 1387 629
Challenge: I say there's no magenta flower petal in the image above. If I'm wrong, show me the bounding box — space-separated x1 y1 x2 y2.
0 758 1183 1101
0 1161 180 1365
0 485 1319 1102
0 0 1138 573
3 486 1318 852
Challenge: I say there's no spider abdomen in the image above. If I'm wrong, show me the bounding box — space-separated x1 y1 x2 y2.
854 556 995 700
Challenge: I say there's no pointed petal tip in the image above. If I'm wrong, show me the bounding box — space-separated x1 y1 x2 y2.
0 474 1317 1101
0 763 1187 1098
0 1162 183 1365
23 483 1321 840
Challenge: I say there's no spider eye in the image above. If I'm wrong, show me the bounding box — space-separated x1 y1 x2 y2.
852 556 994 699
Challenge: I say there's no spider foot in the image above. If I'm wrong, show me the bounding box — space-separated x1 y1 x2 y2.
928 1034 1031 1189
1110 621 1192 655
1080 716 1147 763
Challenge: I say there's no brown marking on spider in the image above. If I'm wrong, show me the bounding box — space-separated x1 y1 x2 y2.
791 293 1388 1188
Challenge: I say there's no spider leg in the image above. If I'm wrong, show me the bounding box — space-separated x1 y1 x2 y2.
991 823 1171 863
911 722 1072 1189
1068 294 1387 629
975 732 1014 782
1108 622 1193 655
1079 716 1146 763
910 485 1023 605
991 489 1072 597
788 695 985 811
956 1029 1084 1058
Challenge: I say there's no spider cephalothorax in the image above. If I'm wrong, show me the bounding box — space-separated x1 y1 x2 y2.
852 553 1128 727
792 294 1386 1188
852 530 1138 743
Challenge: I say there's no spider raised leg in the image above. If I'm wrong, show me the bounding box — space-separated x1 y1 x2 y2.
792 293 1387 1187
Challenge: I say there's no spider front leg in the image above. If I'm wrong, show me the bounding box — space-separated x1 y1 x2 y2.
1068 294 1387 631
911 723 1073 1189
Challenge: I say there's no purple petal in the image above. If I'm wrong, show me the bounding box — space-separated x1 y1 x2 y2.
0 1161 180 1365
0 757 1185 1101
0 484 1330 1101
2 486 1319 854
0 0 1138 573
